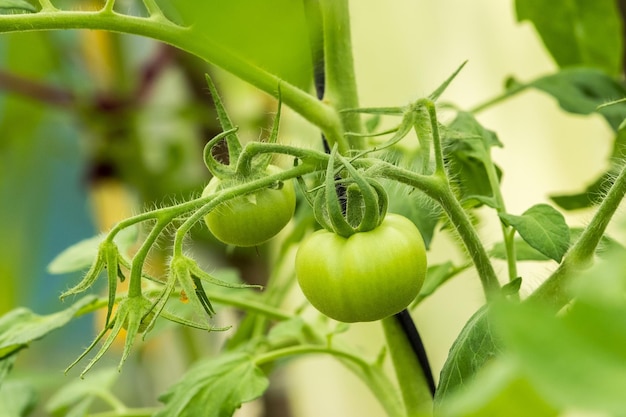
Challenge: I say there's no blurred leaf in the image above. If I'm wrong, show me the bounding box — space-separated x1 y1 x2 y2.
266 316 311 347
0 381 37 417
0 355 16 386
499 204 570 262
0 0 36 13
156 352 269 417
412 262 461 306
519 69 626 131
515 0 622 75
437 358 558 417
435 306 503 406
46 367 118 417
493 300 626 415
0 296 96 359
167 0 314 89
47 226 138 275
550 170 614 210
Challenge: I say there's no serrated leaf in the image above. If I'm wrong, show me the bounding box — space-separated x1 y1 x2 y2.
435 306 503 406
499 204 570 262
47 227 138 275
515 0 622 75
46 367 118 417
0 296 96 359
0 381 37 417
0 0 36 13
492 300 626 415
156 352 269 417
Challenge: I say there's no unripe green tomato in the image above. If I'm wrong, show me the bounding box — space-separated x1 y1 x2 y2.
202 166 296 247
295 214 427 323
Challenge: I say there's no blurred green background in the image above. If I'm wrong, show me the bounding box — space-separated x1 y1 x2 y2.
0 1 619 416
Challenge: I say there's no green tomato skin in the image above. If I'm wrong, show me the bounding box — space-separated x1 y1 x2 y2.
295 214 427 323
202 166 296 247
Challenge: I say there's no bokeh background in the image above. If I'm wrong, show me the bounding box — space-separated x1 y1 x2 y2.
0 1 617 416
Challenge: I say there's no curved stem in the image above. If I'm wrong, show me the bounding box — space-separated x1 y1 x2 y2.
0 10 345 149
254 345 405 417
375 162 501 299
529 163 626 309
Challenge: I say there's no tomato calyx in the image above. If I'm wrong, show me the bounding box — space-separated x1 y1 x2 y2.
314 146 388 238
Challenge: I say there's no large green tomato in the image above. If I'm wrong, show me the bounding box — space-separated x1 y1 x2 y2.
295 214 427 322
202 166 296 247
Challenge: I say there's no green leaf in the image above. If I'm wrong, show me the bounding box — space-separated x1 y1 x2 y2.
499 204 570 262
0 0 36 13
491 237 551 262
436 358 559 417
156 352 269 417
0 381 37 417
47 226 138 275
526 69 626 131
515 0 622 75
168 0 314 89
444 112 503 206
551 170 615 210
0 355 16 385
493 300 626 415
46 367 118 417
412 262 462 306
0 296 96 359
434 306 503 405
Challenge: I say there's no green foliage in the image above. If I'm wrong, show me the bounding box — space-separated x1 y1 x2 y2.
0 1 625 416
499 204 570 262
155 352 269 417
515 0 623 74
0 296 96 360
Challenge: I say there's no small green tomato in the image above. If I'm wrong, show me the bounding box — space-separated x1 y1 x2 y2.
202 166 296 247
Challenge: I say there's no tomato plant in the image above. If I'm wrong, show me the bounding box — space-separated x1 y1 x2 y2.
296 214 426 322
1 1 626 417
202 166 296 247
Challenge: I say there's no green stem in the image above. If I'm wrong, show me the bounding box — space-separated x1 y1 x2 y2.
0 10 344 148
482 146 518 281
376 162 501 299
254 345 405 417
470 83 527 114
320 0 364 150
529 163 626 309
381 316 432 417
423 100 446 177
126 218 170 298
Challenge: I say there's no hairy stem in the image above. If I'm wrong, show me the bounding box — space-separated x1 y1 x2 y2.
529 163 626 309
320 0 364 150
375 162 501 299
0 10 344 148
